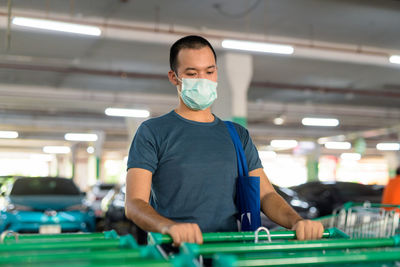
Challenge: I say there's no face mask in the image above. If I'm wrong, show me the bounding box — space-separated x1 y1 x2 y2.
176 74 218 111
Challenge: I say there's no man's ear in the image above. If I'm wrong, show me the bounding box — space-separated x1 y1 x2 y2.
168 70 179 86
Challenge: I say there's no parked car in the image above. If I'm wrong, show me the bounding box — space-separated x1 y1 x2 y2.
291 181 384 216
0 177 95 233
261 185 319 229
101 185 146 244
87 182 116 218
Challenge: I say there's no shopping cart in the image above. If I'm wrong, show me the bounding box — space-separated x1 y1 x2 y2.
0 230 195 267
317 202 400 239
151 227 400 267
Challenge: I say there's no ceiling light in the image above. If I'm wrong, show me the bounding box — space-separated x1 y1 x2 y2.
376 143 400 151
105 108 150 118
222 39 294 55
65 133 98 142
340 153 361 161
298 141 316 150
87 146 95 154
302 117 339 127
12 17 101 36
324 142 351 150
270 140 298 149
389 55 400 64
0 131 18 139
273 117 285 125
43 146 71 154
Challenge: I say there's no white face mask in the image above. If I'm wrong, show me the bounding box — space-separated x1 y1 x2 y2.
176 74 218 110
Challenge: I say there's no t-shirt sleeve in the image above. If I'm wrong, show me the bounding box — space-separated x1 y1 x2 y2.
127 123 159 173
234 123 263 172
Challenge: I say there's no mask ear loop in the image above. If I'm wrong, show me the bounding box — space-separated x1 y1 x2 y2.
174 72 182 83
174 72 184 97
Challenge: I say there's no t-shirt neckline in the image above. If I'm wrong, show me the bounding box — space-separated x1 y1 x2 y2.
171 110 219 126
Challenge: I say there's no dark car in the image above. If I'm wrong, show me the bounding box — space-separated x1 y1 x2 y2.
101 185 146 244
0 177 95 233
291 181 384 216
87 182 116 218
261 185 319 229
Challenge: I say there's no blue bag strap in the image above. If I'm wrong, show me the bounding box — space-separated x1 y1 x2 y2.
224 121 249 177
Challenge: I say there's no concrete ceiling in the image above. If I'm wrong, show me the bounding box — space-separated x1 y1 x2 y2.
0 0 399 155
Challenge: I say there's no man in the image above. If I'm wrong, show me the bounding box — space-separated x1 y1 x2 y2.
125 35 324 245
382 167 400 206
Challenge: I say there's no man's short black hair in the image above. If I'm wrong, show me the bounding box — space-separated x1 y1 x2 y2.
397 166 400 175
169 35 217 73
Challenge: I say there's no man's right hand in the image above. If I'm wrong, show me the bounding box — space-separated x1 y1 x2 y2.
161 223 203 246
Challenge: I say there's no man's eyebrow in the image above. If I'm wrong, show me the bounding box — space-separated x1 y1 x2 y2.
184 65 216 71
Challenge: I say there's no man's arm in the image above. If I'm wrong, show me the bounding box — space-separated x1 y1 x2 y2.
249 168 324 240
125 168 203 245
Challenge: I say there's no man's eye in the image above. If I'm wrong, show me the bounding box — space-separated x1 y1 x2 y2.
187 73 196 76
207 71 214 75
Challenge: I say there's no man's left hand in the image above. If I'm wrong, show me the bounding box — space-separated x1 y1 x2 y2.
292 219 324 240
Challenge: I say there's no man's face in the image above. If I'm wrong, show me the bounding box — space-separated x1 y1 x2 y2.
175 46 217 84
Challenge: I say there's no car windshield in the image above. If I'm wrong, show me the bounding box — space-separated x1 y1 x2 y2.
10 178 81 196
98 184 115 191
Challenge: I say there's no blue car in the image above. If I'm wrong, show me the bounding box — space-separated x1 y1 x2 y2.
0 177 95 233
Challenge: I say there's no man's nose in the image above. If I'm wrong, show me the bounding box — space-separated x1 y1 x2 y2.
198 72 207 79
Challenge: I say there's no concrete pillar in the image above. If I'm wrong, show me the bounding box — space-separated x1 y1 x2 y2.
306 145 321 182
56 153 72 178
125 118 145 144
384 152 399 179
125 117 146 165
73 147 91 191
213 53 253 127
93 131 105 181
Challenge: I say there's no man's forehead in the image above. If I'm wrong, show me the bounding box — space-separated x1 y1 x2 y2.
177 47 216 70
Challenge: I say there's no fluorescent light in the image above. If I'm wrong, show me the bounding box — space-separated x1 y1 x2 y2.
376 143 400 151
43 146 71 154
324 142 351 150
105 108 150 118
340 153 361 161
389 55 400 64
270 140 298 149
258 151 277 158
0 131 18 139
222 39 294 55
298 141 316 150
302 117 339 127
12 17 101 36
65 133 98 142
87 146 95 154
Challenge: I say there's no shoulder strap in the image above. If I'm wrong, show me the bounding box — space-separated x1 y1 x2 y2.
224 121 249 177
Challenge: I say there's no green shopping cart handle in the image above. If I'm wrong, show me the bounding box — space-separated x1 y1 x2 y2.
342 202 400 210
148 228 346 245
182 235 400 256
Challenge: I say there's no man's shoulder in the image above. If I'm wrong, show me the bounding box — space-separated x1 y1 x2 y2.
142 111 176 129
228 121 248 137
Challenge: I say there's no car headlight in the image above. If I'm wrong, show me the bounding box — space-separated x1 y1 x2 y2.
6 204 34 212
290 199 309 209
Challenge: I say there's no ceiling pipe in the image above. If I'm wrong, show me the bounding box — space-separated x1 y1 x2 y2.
1 62 399 99
318 124 400 143
1 9 400 69
251 81 400 99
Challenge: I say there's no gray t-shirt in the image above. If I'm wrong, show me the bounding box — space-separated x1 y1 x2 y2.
127 110 262 232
